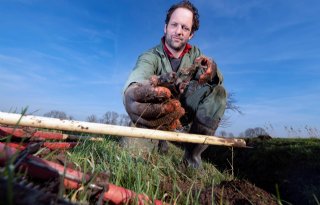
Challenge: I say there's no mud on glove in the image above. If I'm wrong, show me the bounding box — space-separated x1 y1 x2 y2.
124 79 185 131
194 55 217 84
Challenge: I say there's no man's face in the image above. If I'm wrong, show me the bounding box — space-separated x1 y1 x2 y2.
164 7 194 52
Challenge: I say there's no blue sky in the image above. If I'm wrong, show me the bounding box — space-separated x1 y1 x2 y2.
1 0 319 137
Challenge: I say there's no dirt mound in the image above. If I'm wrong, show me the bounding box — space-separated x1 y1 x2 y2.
203 137 320 204
199 179 278 205
160 177 278 205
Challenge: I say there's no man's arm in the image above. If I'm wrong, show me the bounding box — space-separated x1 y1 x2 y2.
123 52 159 94
123 51 185 130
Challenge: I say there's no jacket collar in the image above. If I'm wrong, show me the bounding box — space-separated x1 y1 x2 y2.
155 37 192 59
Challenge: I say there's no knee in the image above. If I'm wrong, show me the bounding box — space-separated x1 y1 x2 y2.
197 85 226 119
206 85 227 106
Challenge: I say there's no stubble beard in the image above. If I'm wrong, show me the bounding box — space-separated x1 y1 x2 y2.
165 33 187 52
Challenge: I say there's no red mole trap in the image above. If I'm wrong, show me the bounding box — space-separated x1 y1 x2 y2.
0 126 166 205
0 126 79 150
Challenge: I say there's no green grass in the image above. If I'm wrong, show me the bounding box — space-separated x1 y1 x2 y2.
0 107 227 204
57 137 227 204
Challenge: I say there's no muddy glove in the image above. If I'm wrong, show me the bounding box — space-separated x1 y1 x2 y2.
194 55 217 84
124 78 185 131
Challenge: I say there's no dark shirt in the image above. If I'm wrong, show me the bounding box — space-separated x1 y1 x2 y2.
169 58 181 72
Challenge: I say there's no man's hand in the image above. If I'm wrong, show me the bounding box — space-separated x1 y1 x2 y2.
194 55 217 84
124 80 185 130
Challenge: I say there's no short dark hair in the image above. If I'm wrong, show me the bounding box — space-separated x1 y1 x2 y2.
165 1 200 34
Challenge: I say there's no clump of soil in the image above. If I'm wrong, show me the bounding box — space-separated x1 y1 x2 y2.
160 177 278 205
199 179 278 205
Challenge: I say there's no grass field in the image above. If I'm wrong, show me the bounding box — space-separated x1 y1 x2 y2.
1 124 319 204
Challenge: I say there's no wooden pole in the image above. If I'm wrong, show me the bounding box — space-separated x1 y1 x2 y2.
0 111 246 147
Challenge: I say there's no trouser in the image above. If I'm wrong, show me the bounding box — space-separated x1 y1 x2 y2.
180 80 227 168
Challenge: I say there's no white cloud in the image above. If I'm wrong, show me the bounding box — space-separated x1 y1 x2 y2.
0 54 23 64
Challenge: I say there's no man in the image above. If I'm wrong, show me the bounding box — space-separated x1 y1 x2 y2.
123 1 226 168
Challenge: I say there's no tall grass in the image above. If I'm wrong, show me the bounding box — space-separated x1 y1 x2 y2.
263 122 320 138
64 137 226 204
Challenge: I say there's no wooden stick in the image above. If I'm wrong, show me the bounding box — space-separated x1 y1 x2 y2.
0 111 246 147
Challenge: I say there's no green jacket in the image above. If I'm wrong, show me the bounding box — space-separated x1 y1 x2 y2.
123 41 224 93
